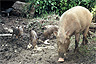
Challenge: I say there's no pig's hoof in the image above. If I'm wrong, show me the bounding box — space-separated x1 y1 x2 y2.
58 58 64 62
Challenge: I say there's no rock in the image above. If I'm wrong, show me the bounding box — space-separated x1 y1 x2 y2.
12 1 28 12
8 28 13 33
14 49 17 52
27 43 32 49
12 1 35 17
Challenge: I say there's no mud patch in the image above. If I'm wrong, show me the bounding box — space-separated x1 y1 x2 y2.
0 15 96 64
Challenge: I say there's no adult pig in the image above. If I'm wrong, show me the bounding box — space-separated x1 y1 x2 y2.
56 6 92 62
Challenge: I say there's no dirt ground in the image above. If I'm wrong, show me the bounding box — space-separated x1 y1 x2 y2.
0 14 96 64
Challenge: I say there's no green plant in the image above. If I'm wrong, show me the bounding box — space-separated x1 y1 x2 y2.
25 0 96 16
91 5 96 22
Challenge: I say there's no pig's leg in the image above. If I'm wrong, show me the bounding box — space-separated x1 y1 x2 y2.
82 26 89 45
74 33 80 52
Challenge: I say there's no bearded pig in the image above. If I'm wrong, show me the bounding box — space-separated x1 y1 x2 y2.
30 30 38 48
56 6 92 62
43 25 58 39
12 26 24 39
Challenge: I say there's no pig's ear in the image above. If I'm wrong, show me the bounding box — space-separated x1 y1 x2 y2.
53 31 58 37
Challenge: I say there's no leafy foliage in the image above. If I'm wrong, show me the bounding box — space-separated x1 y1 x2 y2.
91 5 96 22
26 0 96 16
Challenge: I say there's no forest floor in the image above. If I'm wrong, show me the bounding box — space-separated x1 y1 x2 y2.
0 14 96 64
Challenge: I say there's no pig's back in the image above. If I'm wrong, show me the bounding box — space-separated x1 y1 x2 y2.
71 6 92 26
60 6 92 30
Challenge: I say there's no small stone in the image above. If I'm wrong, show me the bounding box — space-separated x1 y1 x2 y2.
27 43 32 49
8 28 13 33
5 44 8 46
14 49 17 52
2 44 4 46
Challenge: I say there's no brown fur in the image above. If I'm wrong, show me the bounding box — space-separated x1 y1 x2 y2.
30 30 38 48
43 26 58 39
57 6 92 59
12 26 24 39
